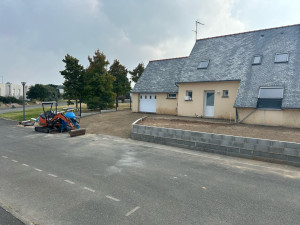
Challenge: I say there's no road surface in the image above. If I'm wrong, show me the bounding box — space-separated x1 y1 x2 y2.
0 119 300 225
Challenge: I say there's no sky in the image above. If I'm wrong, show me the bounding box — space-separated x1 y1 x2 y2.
1 0 300 86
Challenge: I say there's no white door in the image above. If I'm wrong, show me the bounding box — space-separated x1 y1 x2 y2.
139 94 156 113
204 91 215 117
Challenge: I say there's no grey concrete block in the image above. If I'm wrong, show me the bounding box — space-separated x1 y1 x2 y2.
269 147 284 154
255 145 269 152
233 137 245 143
272 153 287 161
137 126 145 134
283 148 299 157
223 135 234 142
132 126 138 134
145 129 151 135
214 145 228 152
243 143 255 150
257 139 271 146
245 138 258 144
150 127 158 136
240 148 253 155
158 131 165 138
200 138 209 143
220 140 232 147
227 147 240 153
228 152 252 159
232 142 244 148
287 156 300 163
212 134 223 140
253 151 273 158
209 139 221 145
202 133 212 139
285 142 300 149
271 141 286 148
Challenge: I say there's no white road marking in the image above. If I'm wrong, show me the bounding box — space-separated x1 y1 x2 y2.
64 179 75 185
126 206 140 217
202 186 207 190
48 173 58 178
83 187 95 193
34 168 43 172
2 156 8 159
12 160 18 163
22 164 29 167
105 195 120 202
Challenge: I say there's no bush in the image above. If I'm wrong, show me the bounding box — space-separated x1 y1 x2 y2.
0 96 22 104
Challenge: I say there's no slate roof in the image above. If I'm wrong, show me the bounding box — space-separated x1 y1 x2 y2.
133 24 300 109
131 57 187 93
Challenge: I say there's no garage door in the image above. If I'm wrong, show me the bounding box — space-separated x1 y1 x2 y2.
139 94 156 113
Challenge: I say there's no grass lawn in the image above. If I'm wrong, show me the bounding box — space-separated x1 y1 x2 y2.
0 106 69 121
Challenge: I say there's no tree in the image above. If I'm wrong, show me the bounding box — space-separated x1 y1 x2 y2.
60 54 85 108
84 50 116 110
26 84 57 101
109 60 131 110
129 63 145 83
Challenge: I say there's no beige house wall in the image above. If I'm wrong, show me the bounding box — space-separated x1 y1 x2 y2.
131 93 177 115
238 108 300 128
156 93 177 115
131 93 139 112
177 81 240 119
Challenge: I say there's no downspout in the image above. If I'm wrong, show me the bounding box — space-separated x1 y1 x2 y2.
235 107 239 123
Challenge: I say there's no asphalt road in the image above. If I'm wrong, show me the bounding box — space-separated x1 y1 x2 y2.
0 119 300 225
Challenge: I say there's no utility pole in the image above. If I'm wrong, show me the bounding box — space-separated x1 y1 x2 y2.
192 20 204 41
21 82 26 121
0 76 3 83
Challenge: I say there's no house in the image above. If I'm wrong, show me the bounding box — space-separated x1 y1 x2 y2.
131 24 300 128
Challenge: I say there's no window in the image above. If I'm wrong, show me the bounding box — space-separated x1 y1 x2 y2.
185 91 192 101
140 95 142 99
150 96 152 99
275 53 289 63
252 55 262 65
257 87 284 109
198 60 209 69
167 93 177 99
145 95 147 99
222 90 229 97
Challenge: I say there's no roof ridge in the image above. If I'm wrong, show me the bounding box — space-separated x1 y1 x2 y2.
149 56 188 62
196 23 300 41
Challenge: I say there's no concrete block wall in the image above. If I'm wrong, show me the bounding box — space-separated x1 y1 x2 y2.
131 123 300 167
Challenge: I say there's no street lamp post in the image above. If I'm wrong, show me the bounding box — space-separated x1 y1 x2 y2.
21 82 26 121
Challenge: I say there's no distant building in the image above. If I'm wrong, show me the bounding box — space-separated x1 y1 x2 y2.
0 82 30 99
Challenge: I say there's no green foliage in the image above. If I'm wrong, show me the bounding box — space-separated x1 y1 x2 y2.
26 84 59 101
84 50 116 109
0 96 22 104
60 54 85 102
129 63 145 83
109 59 131 97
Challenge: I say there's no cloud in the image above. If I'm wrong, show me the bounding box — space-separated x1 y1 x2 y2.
0 0 298 85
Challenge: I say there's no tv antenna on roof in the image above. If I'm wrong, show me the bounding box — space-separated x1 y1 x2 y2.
192 20 204 41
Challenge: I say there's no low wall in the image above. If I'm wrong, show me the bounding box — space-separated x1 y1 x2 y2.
131 122 300 167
